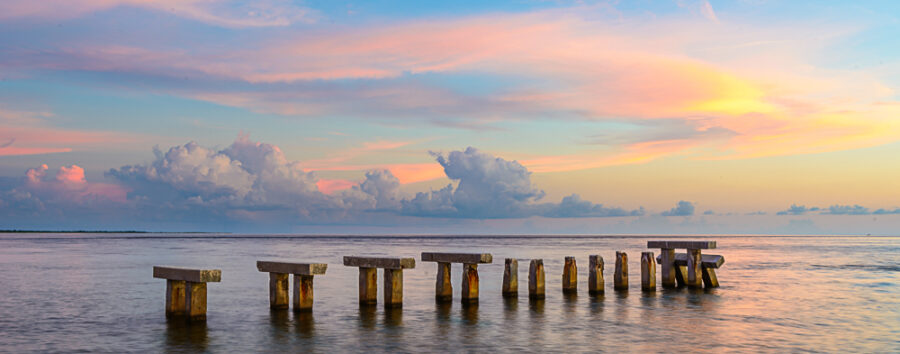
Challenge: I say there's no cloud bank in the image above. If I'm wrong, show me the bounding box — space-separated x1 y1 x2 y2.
0 137 644 229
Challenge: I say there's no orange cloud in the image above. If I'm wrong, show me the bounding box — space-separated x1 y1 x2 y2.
0 107 147 156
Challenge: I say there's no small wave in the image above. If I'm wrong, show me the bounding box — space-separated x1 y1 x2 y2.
810 264 900 272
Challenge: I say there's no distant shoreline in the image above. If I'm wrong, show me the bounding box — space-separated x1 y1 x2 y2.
0 230 221 234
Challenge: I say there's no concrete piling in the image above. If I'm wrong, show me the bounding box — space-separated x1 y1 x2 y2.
588 255 604 296
384 269 404 308
359 267 378 305
562 256 577 294
436 262 452 302
502 258 518 298
269 273 290 309
614 252 628 291
293 275 314 312
461 263 479 303
659 248 676 288
529 259 545 300
686 249 703 288
641 252 656 292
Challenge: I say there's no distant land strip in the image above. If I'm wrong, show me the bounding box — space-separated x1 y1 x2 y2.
0 230 221 234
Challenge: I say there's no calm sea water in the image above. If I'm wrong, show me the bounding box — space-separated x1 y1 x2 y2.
0 234 897 353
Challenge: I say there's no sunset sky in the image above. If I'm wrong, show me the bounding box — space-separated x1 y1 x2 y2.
1 0 899 234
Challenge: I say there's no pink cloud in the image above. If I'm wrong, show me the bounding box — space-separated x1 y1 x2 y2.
24 164 128 203
316 179 355 194
0 107 148 156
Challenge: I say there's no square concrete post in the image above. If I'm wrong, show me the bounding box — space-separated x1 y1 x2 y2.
528 259 545 300
641 252 656 292
384 269 403 308
435 262 452 302
702 267 719 288
502 258 518 298
562 256 577 294
659 248 676 288
359 267 377 305
269 273 290 309
588 255 604 296
686 249 703 288
184 281 208 321
461 263 479 303
293 274 314 312
614 251 628 291
165 280 186 318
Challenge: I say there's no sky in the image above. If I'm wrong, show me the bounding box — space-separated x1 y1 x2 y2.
1 0 899 234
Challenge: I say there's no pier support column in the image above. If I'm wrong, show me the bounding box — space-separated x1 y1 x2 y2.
588 255 604 296
269 273 289 309
641 252 656 292
293 274 314 312
562 256 577 294
659 248 676 288
435 262 452 302
686 249 703 288
461 263 479 303
529 259 545 300
358 267 377 305
165 280 186 318
614 251 628 291
384 269 403 308
185 282 208 321
502 258 518 298
702 267 719 288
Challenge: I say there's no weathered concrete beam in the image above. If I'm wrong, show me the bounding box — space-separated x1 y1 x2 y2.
435 262 452 302
461 263 479 303
562 256 577 294
421 252 493 264
293 274 314 312
358 268 377 305
153 266 221 283
528 259 545 300
614 251 628 291
269 273 290 309
257 261 327 275
647 241 716 249
384 269 404 308
588 255 604 296
686 249 703 288
502 258 518 298
655 253 725 268
641 251 656 292
343 256 415 269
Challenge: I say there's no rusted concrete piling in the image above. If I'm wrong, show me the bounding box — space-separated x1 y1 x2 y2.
658 248 676 288
343 256 416 308
153 266 221 321
528 259 545 300
256 261 327 312
421 253 492 304
562 256 577 294
588 255 604 296
686 249 703 288
641 252 656 291
614 252 628 291
502 258 518 298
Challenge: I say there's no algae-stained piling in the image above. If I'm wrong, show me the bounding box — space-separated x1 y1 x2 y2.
641 252 656 292
588 255 604 296
421 252 492 303
344 256 415 307
529 259 545 300
614 252 628 291
257 261 327 312
562 256 577 294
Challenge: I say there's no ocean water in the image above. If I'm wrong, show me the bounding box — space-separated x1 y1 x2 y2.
0 234 897 353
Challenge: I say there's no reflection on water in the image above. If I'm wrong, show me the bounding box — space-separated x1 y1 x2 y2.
1 234 898 352
165 318 208 352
